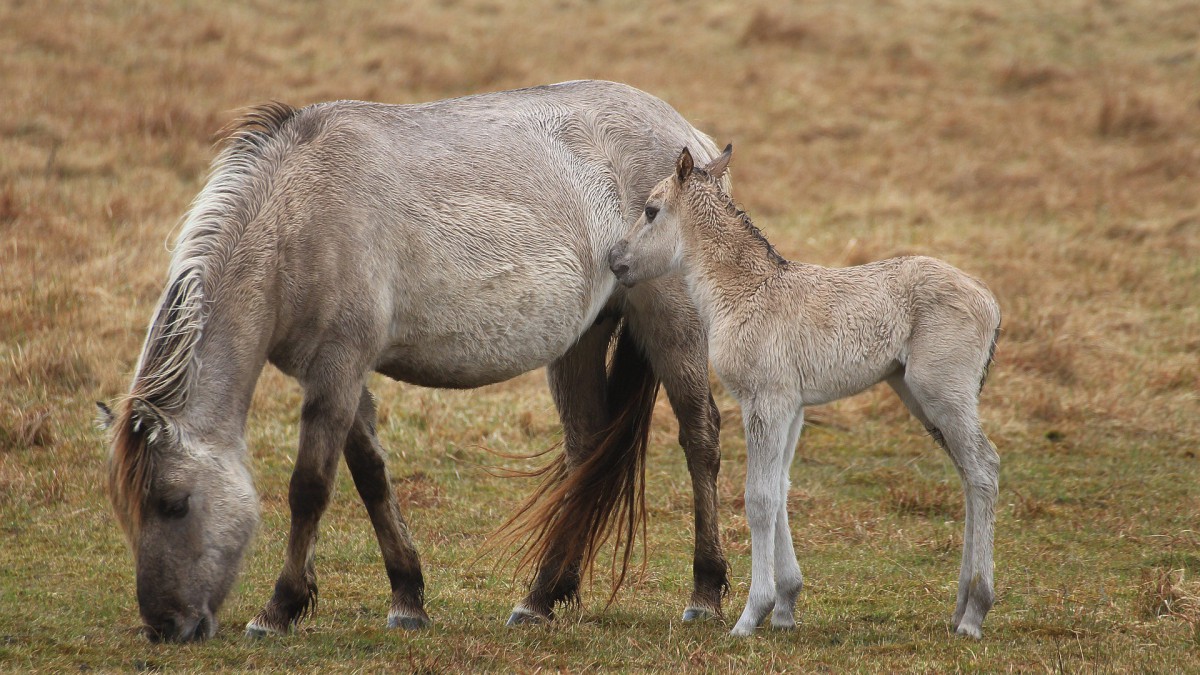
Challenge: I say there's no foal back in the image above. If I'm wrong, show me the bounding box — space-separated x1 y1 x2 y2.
725 255 998 407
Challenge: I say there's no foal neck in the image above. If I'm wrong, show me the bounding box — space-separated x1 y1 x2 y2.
679 184 788 315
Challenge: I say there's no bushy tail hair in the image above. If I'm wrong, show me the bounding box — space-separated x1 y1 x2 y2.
493 321 660 606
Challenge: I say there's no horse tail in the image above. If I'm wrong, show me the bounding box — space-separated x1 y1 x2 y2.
497 319 660 605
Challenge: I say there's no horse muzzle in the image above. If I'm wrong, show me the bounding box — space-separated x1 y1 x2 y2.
143 608 217 643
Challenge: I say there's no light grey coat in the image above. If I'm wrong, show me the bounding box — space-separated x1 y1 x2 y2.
104 81 730 642
610 146 1001 638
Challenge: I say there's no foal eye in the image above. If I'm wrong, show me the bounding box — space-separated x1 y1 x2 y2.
645 205 659 221
159 495 190 519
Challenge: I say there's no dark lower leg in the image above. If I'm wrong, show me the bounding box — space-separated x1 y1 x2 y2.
511 320 613 622
247 392 355 636
343 389 428 628
680 394 729 619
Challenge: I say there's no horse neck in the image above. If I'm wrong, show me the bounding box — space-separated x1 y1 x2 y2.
679 190 785 325
160 245 276 448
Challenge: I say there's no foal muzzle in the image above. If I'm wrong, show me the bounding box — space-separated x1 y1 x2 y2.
608 240 633 286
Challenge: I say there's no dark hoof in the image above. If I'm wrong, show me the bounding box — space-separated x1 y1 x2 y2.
387 614 431 630
506 609 547 626
682 607 717 622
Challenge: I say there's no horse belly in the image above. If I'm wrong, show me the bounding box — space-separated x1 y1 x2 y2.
375 265 608 389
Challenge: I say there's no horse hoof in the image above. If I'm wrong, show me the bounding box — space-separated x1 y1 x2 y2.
506 609 547 626
682 608 716 622
244 621 284 639
387 614 431 630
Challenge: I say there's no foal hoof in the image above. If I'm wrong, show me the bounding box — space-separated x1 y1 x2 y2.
729 623 756 638
506 609 548 626
682 607 717 622
955 623 982 640
387 614 431 630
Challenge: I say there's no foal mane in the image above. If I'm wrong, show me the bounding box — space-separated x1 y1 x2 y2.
691 169 788 268
108 101 300 542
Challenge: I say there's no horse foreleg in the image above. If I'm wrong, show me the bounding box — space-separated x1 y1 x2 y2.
246 378 361 637
343 388 430 630
508 318 615 625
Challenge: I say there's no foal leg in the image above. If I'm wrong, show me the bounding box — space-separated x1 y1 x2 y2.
731 403 791 637
508 318 616 625
343 387 429 629
247 369 363 637
625 285 728 621
887 374 974 624
770 408 805 630
890 372 998 638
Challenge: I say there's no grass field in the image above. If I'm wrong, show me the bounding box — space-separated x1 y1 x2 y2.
2 0 1198 671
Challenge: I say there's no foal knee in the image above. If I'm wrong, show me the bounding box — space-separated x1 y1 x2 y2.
743 489 781 522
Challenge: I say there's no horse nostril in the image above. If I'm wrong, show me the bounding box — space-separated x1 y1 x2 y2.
611 262 629 279
190 615 212 642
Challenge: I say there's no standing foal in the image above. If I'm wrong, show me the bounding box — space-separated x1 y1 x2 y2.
608 146 1001 638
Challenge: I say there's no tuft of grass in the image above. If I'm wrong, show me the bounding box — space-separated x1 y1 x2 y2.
884 480 960 519
1138 568 1199 629
738 9 812 47
1097 89 1164 138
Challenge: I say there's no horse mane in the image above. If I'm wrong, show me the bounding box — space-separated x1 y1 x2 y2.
107 101 300 543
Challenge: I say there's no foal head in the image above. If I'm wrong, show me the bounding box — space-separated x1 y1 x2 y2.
608 144 732 286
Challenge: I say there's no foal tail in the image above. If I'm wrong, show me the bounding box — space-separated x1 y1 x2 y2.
497 321 660 605
979 321 1001 394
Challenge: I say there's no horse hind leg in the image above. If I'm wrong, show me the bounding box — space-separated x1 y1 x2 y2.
625 288 729 622
246 369 364 637
507 317 616 625
770 408 805 630
890 371 998 639
342 387 430 630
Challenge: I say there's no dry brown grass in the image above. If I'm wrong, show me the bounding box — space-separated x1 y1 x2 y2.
2 0 1198 670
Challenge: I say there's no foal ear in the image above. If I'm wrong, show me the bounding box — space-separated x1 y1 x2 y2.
703 144 733 179
675 147 694 183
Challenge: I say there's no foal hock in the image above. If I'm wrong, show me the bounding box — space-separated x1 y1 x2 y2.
609 145 1001 638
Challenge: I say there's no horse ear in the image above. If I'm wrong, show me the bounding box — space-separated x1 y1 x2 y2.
704 144 733 179
675 147 694 183
96 401 115 431
129 398 166 440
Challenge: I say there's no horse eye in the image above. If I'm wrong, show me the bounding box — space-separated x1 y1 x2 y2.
645 205 659 221
159 495 190 519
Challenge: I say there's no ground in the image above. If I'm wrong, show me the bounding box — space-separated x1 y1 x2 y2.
1 0 1197 671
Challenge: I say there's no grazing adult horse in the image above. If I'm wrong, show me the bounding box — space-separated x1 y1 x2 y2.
608 146 1001 637
99 80 730 642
